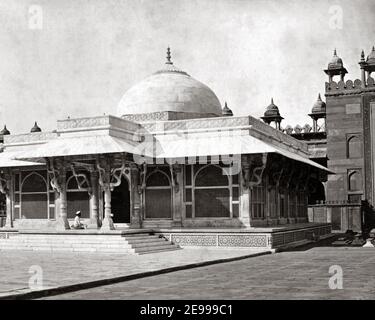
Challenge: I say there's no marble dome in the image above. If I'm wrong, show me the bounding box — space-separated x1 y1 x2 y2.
117 49 222 117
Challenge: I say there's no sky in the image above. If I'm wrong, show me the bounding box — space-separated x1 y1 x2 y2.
0 0 374 134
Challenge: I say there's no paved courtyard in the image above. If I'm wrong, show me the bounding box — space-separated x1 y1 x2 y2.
43 247 375 300
0 247 267 298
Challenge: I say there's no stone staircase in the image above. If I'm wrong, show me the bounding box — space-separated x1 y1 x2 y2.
122 233 180 254
0 232 180 255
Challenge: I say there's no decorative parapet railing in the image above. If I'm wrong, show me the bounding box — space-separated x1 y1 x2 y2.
4 132 58 146
122 111 219 122
57 115 141 133
141 115 249 132
325 76 375 96
247 116 309 154
141 115 309 155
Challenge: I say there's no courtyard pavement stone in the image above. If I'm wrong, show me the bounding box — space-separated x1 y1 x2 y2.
0 247 268 298
42 247 375 300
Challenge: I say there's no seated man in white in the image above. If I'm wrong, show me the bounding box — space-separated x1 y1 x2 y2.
72 211 86 229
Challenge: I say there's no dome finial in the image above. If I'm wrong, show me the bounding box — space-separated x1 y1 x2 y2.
333 48 337 56
317 93 322 101
166 47 173 65
361 49 365 61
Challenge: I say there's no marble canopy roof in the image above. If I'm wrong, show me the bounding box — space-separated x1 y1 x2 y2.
0 114 331 173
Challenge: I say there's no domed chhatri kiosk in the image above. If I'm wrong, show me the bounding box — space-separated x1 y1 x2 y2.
0 48 331 251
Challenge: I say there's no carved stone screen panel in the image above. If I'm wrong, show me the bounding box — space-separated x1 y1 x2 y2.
145 189 172 219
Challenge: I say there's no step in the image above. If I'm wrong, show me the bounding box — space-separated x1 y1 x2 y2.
8 240 123 245
124 237 166 244
0 245 135 254
3 236 123 241
122 234 158 239
133 244 180 253
136 246 182 255
129 240 173 249
0 232 181 255
95 247 135 253
16 236 123 241
0 247 34 251
10 239 129 245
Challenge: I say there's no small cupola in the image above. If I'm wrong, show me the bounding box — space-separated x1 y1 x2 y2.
308 94 327 133
0 125 10 135
30 122 42 133
311 93 326 115
261 98 284 130
324 49 348 82
222 102 233 116
367 46 375 64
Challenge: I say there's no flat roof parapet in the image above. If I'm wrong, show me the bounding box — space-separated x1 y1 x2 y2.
4 131 58 146
57 115 141 133
325 76 375 96
141 115 309 154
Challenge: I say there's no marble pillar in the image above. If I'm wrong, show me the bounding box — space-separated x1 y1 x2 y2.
55 164 70 230
98 158 114 231
239 160 251 227
130 165 142 228
4 173 13 228
171 164 183 227
88 170 100 229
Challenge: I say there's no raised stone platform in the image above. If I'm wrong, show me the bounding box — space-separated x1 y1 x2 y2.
155 223 332 249
0 223 331 251
0 229 180 255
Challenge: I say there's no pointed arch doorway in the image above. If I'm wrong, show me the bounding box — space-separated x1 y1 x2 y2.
111 176 131 224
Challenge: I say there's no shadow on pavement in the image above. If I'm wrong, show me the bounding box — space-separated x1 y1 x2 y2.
280 232 367 252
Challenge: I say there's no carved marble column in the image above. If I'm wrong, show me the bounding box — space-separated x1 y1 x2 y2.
170 164 183 227
49 159 70 230
88 169 100 229
130 165 142 228
97 157 114 231
1 172 13 228
239 157 251 228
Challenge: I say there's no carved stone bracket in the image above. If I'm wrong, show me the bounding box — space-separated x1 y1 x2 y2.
71 164 92 195
169 164 181 193
278 161 293 191
138 163 147 194
47 158 65 193
273 157 287 189
286 165 296 191
242 154 268 190
301 166 312 192
241 162 251 189
0 171 10 195
96 156 110 191
267 156 285 190
110 156 131 191
293 164 306 192
248 153 268 189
